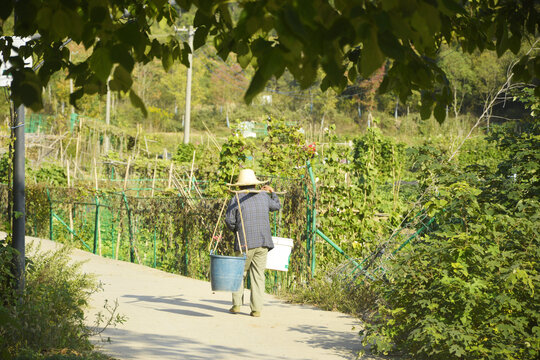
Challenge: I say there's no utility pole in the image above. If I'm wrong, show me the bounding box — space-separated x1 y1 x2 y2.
183 25 194 144
12 2 26 294
12 104 25 293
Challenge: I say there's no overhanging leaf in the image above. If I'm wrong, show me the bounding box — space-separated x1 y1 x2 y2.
0 1 12 20
193 26 209 50
433 101 446 124
110 65 132 92
129 89 147 117
89 47 112 81
420 93 434 120
360 29 385 77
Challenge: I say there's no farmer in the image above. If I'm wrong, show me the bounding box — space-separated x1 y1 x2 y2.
225 169 281 317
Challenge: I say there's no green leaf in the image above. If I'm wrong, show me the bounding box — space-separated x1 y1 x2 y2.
89 47 112 81
440 0 465 15
52 9 72 38
244 45 285 103
193 26 209 51
180 42 191 67
161 45 173 71
117 22 140 47
508 34 521 55
244 70 267 104
434 101 446 124
348 65 357 83
111 44 135 72
360 29 385 77
420 93 434 120
129 89 147 117
10 69 43 111
377 31 403 59
69 88 85 108
109 65 132 92
496 24 509 57
35 7 52 31
0 1 12 20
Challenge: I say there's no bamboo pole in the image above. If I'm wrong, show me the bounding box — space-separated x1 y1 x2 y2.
133 124 140 157
228 189 286 195
235 193 248 252
115 218 122 260
60 137 63 164
67 161 74 242
67 161 71 187
188 150 196 195
94 158 102 256
93 157 99 191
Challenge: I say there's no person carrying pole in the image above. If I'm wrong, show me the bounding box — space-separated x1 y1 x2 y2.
225 169 281 317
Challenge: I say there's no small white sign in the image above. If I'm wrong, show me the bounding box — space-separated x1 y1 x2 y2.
0 36 33 87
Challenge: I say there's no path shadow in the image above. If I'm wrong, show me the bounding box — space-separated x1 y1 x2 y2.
199 298 230 306
94 328 310 360
288 324 362 359
122 294 228 316
157 308 213 317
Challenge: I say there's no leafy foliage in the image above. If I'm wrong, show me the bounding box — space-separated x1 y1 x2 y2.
362 122 540 359
1 0 537 122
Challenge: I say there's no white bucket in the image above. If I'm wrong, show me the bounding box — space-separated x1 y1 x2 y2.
267 237 294 271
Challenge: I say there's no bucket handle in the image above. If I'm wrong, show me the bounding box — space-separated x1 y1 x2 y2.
208 197 229 253
235 193 249 254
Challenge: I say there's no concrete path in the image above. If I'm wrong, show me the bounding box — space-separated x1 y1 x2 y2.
19 235 367 359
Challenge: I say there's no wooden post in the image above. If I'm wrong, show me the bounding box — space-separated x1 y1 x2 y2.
151 155 158 197
168 162 174 188
123 157 131 191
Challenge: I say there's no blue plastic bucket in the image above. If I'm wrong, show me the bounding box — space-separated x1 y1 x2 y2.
209 251 246 291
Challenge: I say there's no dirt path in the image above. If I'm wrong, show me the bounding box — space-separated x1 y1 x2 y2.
18 235 371 359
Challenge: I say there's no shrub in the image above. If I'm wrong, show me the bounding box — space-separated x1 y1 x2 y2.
0 238 102 357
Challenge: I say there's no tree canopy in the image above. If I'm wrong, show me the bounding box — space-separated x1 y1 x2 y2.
0 0 538 122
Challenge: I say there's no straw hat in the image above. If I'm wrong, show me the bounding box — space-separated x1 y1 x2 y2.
227 169 268 186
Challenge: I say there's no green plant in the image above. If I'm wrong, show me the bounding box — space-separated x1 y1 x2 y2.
173 143 196 163
0 152 10 184
258 116 310 178
33 163 68 186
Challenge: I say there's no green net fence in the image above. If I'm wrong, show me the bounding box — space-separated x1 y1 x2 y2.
0 176 310 293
